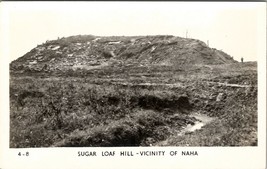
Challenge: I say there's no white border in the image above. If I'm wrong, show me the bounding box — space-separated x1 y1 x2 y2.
0 2 266 169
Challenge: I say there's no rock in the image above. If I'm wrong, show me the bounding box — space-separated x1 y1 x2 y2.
144 137 155 146
216 93 224 102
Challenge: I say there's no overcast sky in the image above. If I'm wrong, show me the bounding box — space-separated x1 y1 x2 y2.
0 2 265 62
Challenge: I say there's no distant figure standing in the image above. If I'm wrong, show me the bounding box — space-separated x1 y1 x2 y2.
241 57 244 63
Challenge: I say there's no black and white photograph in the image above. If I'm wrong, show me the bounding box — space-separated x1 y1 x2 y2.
0 1 266 169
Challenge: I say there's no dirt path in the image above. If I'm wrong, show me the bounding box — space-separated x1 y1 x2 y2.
110 80 254 89
179 113 214 135
155 113 215 146
206 81 254 88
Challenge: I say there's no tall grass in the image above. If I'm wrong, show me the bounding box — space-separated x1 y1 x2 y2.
10 76 192 147
10 62 257 147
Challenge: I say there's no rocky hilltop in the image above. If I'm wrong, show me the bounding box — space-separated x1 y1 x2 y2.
10 35 236 73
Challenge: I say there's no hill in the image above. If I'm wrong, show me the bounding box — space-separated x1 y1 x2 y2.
9 35 257 148
10 35 236 73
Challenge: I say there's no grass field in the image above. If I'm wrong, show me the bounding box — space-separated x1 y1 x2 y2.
10 62 257 147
